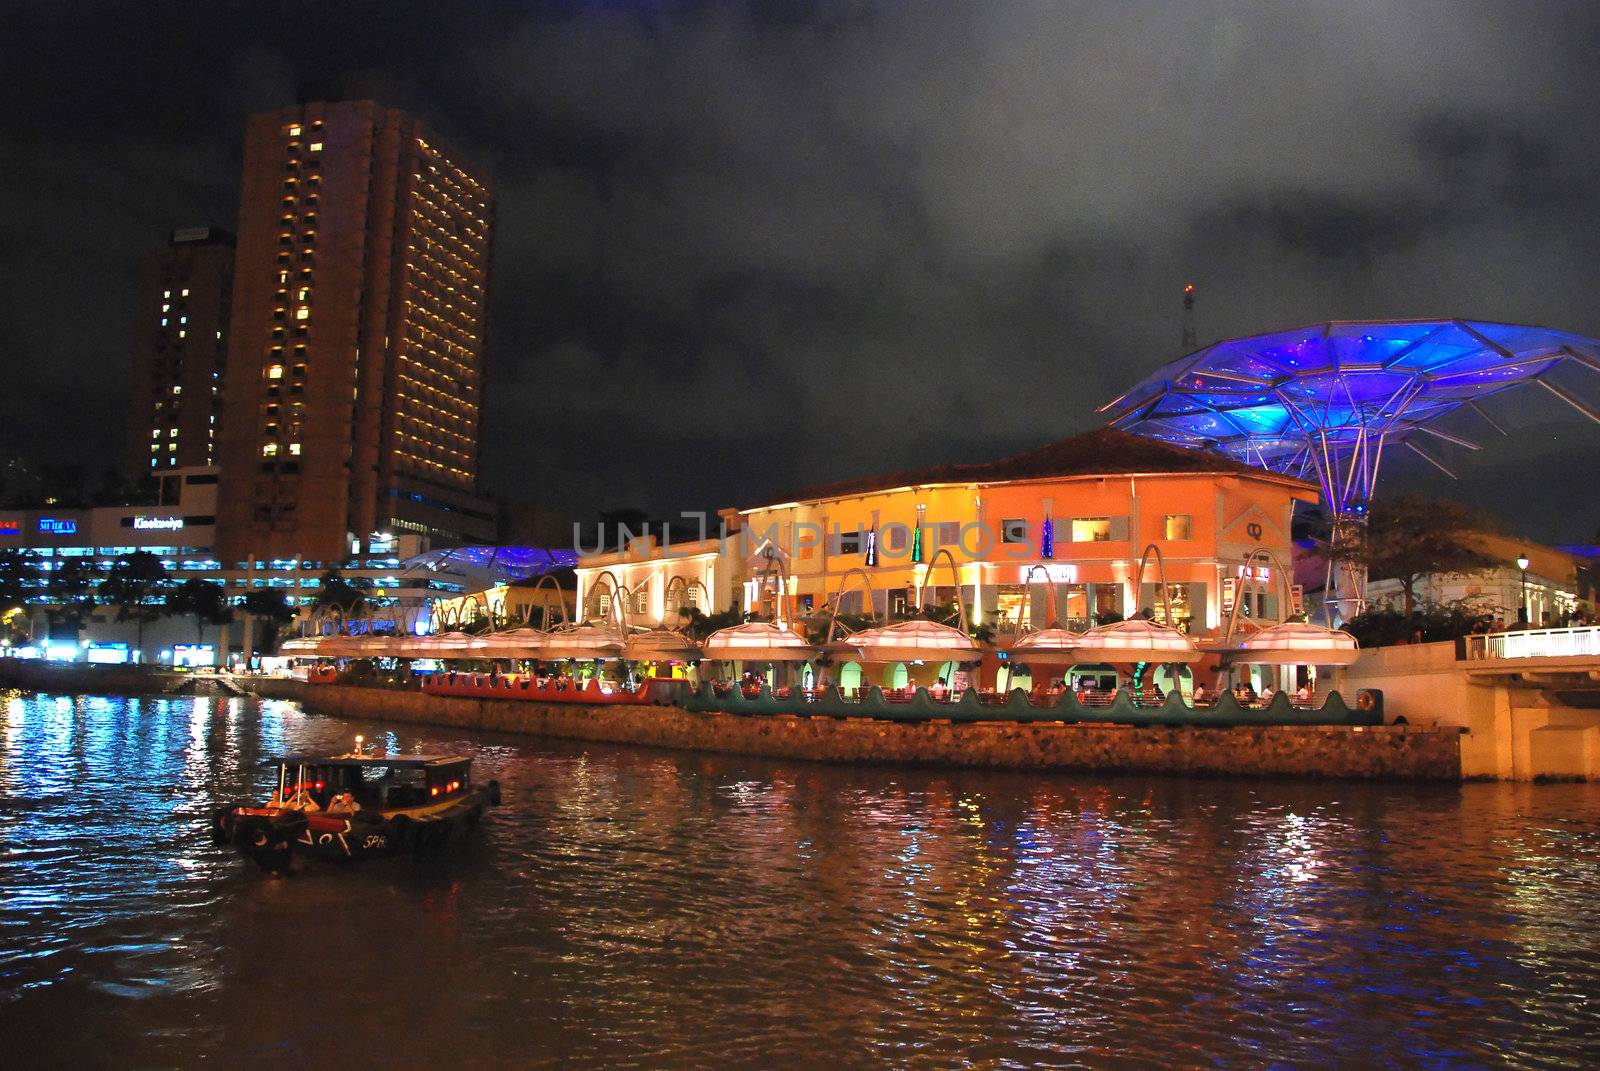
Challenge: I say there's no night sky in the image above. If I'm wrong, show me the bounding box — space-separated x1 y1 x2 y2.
4 1 1600 542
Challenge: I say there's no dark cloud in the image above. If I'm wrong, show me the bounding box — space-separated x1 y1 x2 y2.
3 1 1600 540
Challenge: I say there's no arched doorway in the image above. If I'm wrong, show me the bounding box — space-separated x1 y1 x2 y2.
998 661 1033 694
838 662 863 694
883 662 909 689
1069 663 1119 692
1151 663 1194 699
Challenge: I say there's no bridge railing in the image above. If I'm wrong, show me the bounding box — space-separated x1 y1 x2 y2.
1465 626 1600 660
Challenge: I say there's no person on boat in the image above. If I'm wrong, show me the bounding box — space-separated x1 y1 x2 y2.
1192 683 1209 705
1260 683 1276 704
286 785 320 811
1295 682 1314 705
327 791 359 814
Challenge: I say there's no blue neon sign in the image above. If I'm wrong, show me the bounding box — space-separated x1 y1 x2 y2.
38 518 78 535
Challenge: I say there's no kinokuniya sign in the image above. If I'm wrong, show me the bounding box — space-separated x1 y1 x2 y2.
131 516 184 531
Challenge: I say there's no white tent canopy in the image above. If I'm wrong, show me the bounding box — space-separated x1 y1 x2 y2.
1069 619 1203 663
1233 621 1361 666
1006 627 1084 665
847 619 981 664
540 625 625 661
480 627 550 659
703 621 816 662
625 629 703 663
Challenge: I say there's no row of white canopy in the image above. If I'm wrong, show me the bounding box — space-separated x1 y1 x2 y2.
282 616 1358 667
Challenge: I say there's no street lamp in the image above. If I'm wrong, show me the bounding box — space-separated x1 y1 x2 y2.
1516 552 1531 625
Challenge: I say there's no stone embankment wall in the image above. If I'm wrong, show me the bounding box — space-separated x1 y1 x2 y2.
251 679 1462 781
0 658 181 696
1335 640 1600 780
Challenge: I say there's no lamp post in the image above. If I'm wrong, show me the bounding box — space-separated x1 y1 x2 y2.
1516 553 1531 625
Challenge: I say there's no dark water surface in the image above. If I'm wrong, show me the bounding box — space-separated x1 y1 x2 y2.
2 692 1599 1068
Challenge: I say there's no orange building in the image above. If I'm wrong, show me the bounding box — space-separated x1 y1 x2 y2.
723 430 1318 637
215 101 497 566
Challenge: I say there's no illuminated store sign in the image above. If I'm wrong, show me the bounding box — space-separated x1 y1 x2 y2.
38 518 77 535
133 516 185 531
0 520 19 536
1020 563 1077 583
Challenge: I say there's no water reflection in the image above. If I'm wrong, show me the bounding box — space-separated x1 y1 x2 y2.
2 691 1598 1067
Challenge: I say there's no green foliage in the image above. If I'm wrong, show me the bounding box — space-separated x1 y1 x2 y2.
313 569 368 613
240 589 295 624
0 549 38 613
1343 598 1487 648
1328 492 1500 620
100 551 175 655
676 603 746 642
100 551 173 625
167 578 232 642
46 557 97 631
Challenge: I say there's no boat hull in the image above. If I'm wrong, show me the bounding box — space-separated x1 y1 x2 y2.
212 782 500 871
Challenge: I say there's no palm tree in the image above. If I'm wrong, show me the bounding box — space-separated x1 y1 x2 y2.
168 578 233 645
100 551 174 662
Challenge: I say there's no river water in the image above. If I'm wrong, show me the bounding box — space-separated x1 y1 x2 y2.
2 692 1598 1068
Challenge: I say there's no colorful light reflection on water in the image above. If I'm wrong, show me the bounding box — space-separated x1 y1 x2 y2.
2 691 1599 1067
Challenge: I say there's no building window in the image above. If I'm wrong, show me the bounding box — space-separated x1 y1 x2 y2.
267 365 284 380
935 521 960 548
1164 514 1193 541
837 531 862 555
1001 518 1028 545
1071 518 1113 542
262 443 279 457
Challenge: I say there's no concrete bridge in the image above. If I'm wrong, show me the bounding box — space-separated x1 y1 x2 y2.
1337 626 1600 780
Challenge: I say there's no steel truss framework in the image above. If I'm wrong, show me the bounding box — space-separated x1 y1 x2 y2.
1100 319 1600 616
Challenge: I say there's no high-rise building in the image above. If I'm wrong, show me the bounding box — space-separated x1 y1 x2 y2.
126 227 234 480
215 100 497 566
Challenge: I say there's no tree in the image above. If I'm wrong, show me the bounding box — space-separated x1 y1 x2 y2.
0 548 38 615
677 603 746 642
168 578 233 644
1328 492 1499 622
241 590 295 655
46 557 97 633
100 551 174 659
313 569 368 614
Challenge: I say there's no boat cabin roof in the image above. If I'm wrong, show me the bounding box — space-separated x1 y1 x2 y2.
264 754 470 770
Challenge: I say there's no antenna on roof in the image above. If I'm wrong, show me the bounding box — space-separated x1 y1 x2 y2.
1180 283 1198 352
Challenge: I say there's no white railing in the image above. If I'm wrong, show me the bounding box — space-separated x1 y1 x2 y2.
1466 626 1600 660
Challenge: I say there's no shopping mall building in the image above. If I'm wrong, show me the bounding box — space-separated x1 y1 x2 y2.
0 466 569 665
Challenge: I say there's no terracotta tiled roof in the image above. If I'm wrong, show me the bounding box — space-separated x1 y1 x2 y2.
765 429 1296 507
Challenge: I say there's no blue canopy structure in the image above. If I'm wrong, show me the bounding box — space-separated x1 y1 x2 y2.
1100 319 1600 613
401 545 576 593
1100 319 1600 514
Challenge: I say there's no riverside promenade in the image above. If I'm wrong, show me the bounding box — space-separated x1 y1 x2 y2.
244 677 1462 780
0 657 1462 779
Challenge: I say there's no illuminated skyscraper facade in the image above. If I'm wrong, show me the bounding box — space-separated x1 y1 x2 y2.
215 101 496 565
125 228 234 479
